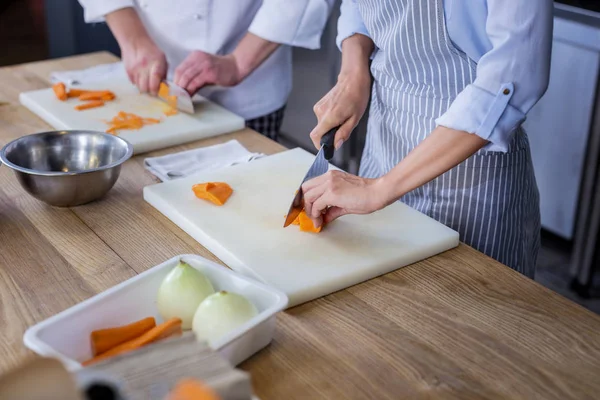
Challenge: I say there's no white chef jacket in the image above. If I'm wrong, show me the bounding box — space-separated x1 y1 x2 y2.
78 0 335 120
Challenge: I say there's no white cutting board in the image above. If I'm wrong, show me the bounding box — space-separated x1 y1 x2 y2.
19 77 245 155
143 148 460 307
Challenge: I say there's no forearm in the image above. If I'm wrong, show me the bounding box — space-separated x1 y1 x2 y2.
339 34 373 79
105 8 152 51
232 33 280 81
378 127 488 205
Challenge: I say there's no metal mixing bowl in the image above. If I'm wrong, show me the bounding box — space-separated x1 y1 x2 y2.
0 130 133 207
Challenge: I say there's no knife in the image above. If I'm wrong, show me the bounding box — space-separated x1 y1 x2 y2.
158 80 195 114
283 127 338 227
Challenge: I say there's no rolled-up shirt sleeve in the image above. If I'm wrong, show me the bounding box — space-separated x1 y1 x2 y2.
336 0 371 50
77 0 134 23
435 0 553 152
249 0 335 50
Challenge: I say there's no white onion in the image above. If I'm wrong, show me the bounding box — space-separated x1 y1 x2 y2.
192 291 258 345
157 260 215 329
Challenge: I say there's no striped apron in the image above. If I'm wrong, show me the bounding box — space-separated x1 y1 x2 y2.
357 0 541 277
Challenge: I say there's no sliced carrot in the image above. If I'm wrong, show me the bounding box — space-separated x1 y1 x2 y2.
164 107 178 116
82 318 182 366
192 182 233 206
104 111 161 134
79 91 116 101
90 317 156 356
158 82 170 99
166 378 220 400
75 100 105 111
67 89 93 98
52 82 67 101
291 214 300 226
298 210 322 233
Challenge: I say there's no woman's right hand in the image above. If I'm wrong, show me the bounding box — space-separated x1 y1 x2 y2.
121 38 167 95
309 34 374 150
310 69 371 150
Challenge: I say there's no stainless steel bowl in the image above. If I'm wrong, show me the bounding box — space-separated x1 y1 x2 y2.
0 130 133 207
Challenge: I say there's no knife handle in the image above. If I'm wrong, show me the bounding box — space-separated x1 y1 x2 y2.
321 127 337 161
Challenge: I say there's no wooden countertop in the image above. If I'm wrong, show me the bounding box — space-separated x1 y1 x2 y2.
1 52 600 400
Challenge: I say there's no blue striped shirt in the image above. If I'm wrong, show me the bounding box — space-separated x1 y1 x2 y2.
337 0 554 152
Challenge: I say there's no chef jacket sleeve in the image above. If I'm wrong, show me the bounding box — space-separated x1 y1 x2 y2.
435 0 553 152
248 0 336 50
77 0 134 23
336 0 371 50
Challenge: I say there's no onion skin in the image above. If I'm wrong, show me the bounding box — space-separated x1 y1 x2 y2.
157 260 215 330
192 291 258 344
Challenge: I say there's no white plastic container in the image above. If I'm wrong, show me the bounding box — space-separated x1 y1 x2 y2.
23 254 288 371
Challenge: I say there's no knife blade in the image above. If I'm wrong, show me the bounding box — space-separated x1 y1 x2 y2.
159 80 195 114
283 127 337 227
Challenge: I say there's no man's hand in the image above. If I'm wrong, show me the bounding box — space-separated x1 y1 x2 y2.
122 38 167 95
105 8 167 95
173 51 241 95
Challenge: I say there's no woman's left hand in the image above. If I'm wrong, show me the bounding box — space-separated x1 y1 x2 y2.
174 51 241 95
302 170 388 227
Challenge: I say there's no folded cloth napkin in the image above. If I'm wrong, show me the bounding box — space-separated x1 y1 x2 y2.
50 62 128 85
144 140 266 182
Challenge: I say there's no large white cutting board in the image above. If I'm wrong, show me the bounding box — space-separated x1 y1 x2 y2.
20 77 245 155
144 148 459 307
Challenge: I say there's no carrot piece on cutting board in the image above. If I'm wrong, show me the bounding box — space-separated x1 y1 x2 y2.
166 378 220 400
158 82 179 116
79 91 116 101
105 111 161 134
52 82 67 101
192 182 233 206
90 317 156 356
67 88 92 98
74 100 105 111
82 318 183 366
298 210 322 233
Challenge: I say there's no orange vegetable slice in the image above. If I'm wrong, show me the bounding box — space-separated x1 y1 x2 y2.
75 100 105 111
82 318 182 366
105 111 161 134
79 91 116 101
52 82 67 101
90 317 156 356
158 82 170 99
298 210 322 233
166 378 220 400
67 88 92 98
192 182 233 206
158 82 178 116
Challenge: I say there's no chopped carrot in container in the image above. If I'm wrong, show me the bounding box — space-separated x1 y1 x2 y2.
90 317 156 356
82 317 182 366
166 378 220 400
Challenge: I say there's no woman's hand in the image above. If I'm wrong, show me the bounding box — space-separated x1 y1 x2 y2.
310 71 371 150
309 33 374 150
121 38 167 95
301 170 389 228
174 51 241 95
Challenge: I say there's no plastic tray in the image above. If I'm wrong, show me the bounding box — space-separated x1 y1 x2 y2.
23 254 288 371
